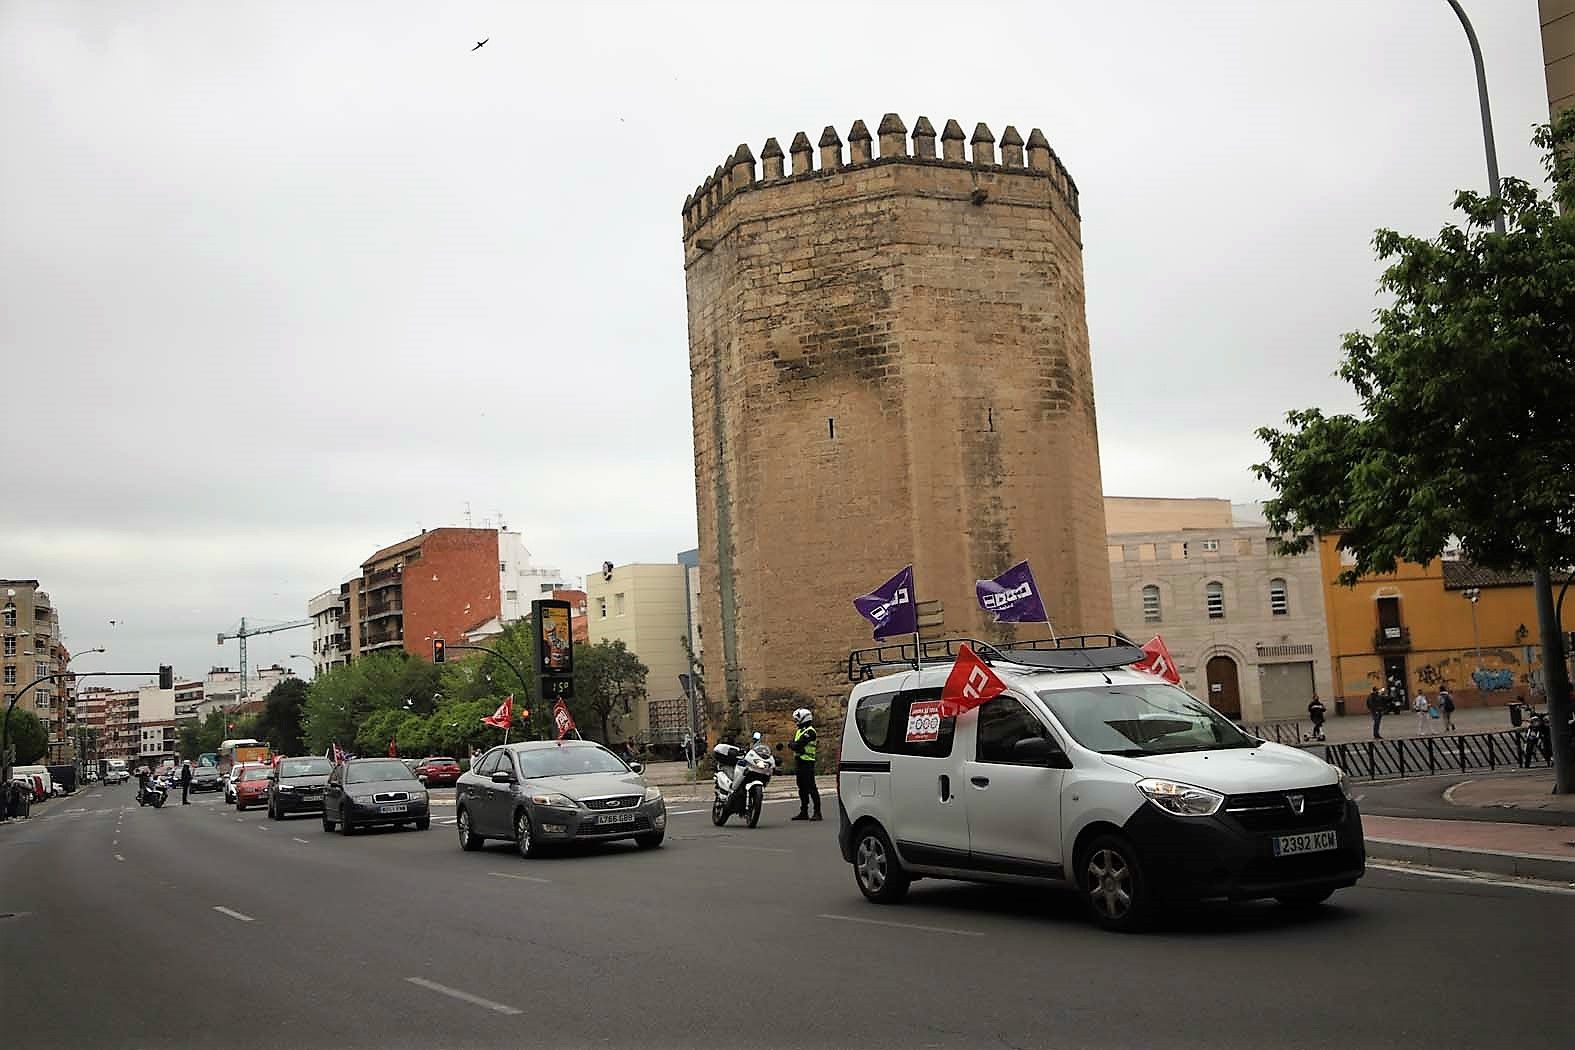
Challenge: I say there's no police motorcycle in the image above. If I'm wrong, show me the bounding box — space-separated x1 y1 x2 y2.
712 732 776 828
138 775 168 809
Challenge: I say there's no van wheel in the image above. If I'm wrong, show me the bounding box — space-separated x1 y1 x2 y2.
1276 887 1335 909
853 824 909 904
1081 834 1154 932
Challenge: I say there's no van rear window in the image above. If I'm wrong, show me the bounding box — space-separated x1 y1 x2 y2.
854 688 955 758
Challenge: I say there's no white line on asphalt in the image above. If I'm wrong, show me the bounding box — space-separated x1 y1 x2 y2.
818 913 983 937
257 825 268 830
405 977 522 1015
720 845 792 854
1368 861 1575 895
487 872 551 884
437 818 457 826
292 837 310 844
213 906 255 922
670 809 704 816
114 854 125 862
112 839 118 846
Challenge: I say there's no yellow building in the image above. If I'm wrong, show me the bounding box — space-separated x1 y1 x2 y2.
585 561 696 745
1317 536 1550 711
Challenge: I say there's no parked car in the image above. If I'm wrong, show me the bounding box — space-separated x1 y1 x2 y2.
454 740 666 857
232 765 273 810
190 765 223 793
836 636 1365 931
267 756 333 819
12 766 53 799
414 756 462 788
321 758 430 834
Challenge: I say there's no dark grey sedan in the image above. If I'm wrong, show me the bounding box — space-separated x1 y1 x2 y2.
455 741 666 857
189 765 223 792
321 758 430 834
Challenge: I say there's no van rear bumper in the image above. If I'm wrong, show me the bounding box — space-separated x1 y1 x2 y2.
1122 800 1366 901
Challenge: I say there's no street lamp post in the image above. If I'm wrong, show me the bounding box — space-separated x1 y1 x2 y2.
1463 587 1482 673
1442 1 1573 791
2 644 105 795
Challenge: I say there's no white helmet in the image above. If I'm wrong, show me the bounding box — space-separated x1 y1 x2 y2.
792 708 813 727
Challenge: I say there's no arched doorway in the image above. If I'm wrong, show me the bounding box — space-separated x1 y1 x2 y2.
1205 655 1242 718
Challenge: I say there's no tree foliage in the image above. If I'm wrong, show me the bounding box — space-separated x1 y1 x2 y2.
574 639 648 744
1254 111 1575 579
254 677 308 756
4 708 48 765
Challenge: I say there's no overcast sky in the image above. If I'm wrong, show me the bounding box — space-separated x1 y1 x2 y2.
1 0 1556 684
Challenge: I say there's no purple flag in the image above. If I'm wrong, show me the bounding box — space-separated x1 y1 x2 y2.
853 565 918 640
976 561 1048 623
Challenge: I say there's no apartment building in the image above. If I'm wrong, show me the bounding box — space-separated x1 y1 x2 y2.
3 579 72 756
586 554 702 744
323 527 567 664
308 586 352 676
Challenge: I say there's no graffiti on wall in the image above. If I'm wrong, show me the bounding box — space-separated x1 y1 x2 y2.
1471 668 1514 692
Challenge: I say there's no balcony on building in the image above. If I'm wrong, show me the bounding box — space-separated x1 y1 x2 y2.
1373 625 1412 651
364 568 402 593
362 598 404 624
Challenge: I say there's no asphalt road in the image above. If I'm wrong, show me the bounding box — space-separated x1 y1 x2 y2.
2 785 1569 1050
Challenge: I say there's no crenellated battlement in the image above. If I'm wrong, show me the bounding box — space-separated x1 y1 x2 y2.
680 113 1079 240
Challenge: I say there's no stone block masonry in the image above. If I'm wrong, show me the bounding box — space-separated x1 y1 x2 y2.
682 114 1113 750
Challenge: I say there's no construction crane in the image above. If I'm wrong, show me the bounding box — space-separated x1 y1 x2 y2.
217 617 310 701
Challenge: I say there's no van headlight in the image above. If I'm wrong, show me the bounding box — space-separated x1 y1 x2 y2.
1136 778 1224 817
1333 768 1352 800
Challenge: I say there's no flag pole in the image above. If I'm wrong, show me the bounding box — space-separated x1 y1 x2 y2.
912 564 922 671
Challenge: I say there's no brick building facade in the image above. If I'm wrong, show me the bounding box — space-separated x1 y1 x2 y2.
682 113 1113 748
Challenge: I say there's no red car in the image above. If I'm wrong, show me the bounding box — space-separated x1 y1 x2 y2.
233 765 273 810
414 756 461 787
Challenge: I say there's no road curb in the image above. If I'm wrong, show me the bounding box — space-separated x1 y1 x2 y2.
1364 836 1575 882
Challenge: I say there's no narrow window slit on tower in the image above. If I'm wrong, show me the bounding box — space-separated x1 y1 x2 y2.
828 418 836 439
988 407 993 432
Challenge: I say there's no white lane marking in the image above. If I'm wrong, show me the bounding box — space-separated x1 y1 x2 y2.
487 872 551 884
1368 861 1575 895
818 913 983 937
213 906 254 922
292 837 310 844
720 845 792 854
404 977 522 1016
257 825 269 830
114 854 125 862
112 839 118 846
437 818 458 826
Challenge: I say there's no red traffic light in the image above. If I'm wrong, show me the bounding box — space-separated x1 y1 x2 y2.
432 638 446 664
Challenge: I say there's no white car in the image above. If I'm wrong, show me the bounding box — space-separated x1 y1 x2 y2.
836 635 1365 931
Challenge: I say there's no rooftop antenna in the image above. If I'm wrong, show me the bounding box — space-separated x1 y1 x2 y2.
464 502 473 528
496 510 507 531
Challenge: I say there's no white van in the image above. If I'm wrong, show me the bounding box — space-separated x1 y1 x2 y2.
12 765 53 797
836 635 1365 931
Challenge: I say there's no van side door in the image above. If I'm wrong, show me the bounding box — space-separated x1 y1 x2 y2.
888 687 970 868
960 694 1071 878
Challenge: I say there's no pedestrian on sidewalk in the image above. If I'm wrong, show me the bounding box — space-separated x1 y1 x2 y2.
179 760 192 805
1413 689 1431 734
1366 686 1385 739
1439 685 1456 732
789 707 822 821
1307 694 1327 741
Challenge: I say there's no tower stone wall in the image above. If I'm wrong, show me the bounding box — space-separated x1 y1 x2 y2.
682 114 1113 752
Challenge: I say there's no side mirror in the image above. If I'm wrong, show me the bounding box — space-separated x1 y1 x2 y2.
1013 736 1072 768
752 731 762 742
490 771 514 785
628 761 644 775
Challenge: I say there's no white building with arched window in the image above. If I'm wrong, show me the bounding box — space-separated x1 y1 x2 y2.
1104 498 1334 725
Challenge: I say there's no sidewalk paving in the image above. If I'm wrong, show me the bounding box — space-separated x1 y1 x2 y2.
1364 814 1575 882
1288 704 1521 745
1444 772 1575 814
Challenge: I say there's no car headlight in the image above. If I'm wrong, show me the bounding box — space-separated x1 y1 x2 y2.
1333 767 1352 800
643 786 663 804
276 784 296 792
1136 778 1224 817
350 794 375 804
530 792 576 808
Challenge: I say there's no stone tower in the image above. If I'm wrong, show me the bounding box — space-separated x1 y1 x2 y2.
682 113 1113 746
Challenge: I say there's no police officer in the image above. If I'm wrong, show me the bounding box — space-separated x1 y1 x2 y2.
789 707 822 822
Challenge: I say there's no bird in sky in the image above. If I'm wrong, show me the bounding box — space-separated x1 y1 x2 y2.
472 37 488 51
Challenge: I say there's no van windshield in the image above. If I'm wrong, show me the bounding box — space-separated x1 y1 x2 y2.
1034 683 1259 755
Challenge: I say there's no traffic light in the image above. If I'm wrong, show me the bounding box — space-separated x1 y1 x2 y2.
432 638 446 664
158 665 173 690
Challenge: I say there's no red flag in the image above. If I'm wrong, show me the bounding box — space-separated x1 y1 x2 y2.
387 738 398 758
1131 635 1181 685
552 700 576 742
939 643 1008 716
482 696 514 729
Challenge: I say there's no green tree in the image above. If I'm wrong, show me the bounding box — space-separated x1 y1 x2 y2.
254 677 308 756
1254 111 1575 792
573 639 648 744
4 708 48 765
178 708 229 762
302 651 414 752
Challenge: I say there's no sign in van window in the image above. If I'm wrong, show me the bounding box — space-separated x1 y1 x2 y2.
904 700 943 743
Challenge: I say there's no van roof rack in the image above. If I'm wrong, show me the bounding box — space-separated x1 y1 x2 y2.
846 633 1146 683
